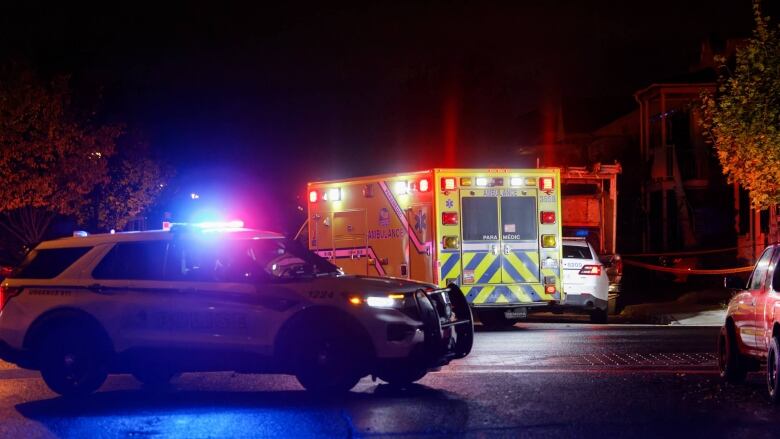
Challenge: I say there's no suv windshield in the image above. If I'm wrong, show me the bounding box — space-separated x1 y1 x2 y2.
168 237 340 282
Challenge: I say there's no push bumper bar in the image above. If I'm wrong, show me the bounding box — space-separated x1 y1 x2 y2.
413 284 474 368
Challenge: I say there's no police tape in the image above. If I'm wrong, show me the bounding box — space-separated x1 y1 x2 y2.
622 258 753 275
620 247 738 258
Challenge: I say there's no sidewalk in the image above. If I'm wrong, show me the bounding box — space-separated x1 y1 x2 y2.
615 289 729 326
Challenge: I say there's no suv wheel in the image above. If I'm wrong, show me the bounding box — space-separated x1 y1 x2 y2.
717 325 748 383
291 327 365 394
590 308 608 324
768 337 780 403
37 327 108 397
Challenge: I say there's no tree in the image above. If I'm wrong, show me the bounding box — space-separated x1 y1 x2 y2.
702 1 780 209
91 141 171 231
0 66 121 250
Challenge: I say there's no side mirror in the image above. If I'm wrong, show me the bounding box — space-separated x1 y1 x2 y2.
724 275 745 290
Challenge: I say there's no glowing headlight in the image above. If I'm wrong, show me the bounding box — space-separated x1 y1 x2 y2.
365 293 406 308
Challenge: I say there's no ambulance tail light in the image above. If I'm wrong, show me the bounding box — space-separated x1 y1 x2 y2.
443 236 459 249
0 285 22 311
441 178 456 191
579 265 602 276
540 211 556 224
442 212 459 225
539 177 555 192
419 178 430 192
309 190 318 203
545 285 556 295
541 235 557 248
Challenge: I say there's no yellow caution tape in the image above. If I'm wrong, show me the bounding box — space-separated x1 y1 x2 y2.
622 258 753 275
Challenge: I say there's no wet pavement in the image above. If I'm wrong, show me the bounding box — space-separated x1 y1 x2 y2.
0 323 779 438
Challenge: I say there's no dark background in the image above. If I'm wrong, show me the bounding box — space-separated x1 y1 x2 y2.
0 1 757 232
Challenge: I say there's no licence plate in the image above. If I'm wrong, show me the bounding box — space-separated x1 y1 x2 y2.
504 308 527 319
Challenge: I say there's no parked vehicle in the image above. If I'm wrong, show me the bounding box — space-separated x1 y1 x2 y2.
559 238 610 323
719 244 780 401
0 223 473 397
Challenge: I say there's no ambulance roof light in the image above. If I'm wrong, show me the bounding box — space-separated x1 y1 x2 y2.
394 181 408 195
441 178 456 191
419 178 430 192
309 190 318 203
328 187 341 201
475 177 488 187
540 177 555 192
510 177 523 187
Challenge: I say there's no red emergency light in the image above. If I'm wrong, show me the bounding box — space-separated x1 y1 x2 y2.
441 178 456 191
540 211 556 224
309 190 318 203
539 177 554 192
419 178 430 192
442 212 459 225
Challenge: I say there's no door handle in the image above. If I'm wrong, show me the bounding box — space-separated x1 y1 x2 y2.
503 245 510 255
490 245 499 255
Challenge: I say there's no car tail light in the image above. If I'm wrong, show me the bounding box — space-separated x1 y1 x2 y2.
308 190 318 203
0 285 22 311
441 178 456 191
418 178 430 192
442 212 459 225
579 265 602 275
539 177 554 192
0 266 13 278
540 211 556 224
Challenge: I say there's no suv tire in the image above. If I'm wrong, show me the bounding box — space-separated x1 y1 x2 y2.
283 318 368 394
717 325 748 384
768 337 780 403
590 308 608 324
37 327 109 397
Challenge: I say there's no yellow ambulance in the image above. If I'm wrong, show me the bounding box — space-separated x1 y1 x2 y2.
306 168 563 327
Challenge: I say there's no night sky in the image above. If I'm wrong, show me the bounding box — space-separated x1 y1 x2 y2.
0 1 756 231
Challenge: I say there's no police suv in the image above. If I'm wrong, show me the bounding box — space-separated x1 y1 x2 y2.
0 224 473 397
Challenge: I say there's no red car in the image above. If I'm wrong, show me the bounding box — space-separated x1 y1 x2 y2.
719 245 780 401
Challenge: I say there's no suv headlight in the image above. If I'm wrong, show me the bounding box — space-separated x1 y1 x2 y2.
366 293 406 308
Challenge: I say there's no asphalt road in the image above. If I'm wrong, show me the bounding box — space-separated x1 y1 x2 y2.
0 323 778 438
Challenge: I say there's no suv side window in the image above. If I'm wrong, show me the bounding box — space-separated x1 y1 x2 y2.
563 245 592 259
749 248 775 290
92 241 167 280
16 247 92 279
166 240 259 283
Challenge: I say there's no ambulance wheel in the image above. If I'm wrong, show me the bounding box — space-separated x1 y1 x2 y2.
478 310 516 330
590 308 608 324
717 324 747 384
378 367 428 387
37 327 108 398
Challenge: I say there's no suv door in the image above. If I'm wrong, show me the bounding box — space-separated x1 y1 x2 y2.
737 247 775 350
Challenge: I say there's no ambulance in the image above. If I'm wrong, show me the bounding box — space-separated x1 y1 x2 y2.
306 168 563 327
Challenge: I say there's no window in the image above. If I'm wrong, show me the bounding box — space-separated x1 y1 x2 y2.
501 196 537 241
165 238 339 282
16 247 92 279
563 245 592 260
462 197 498 241
92 241 167 280
749 248 774 290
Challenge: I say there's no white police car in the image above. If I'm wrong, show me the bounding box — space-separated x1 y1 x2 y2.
561 237 610 323
0 224 473 396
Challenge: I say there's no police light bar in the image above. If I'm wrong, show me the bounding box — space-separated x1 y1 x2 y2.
165 220 244 231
